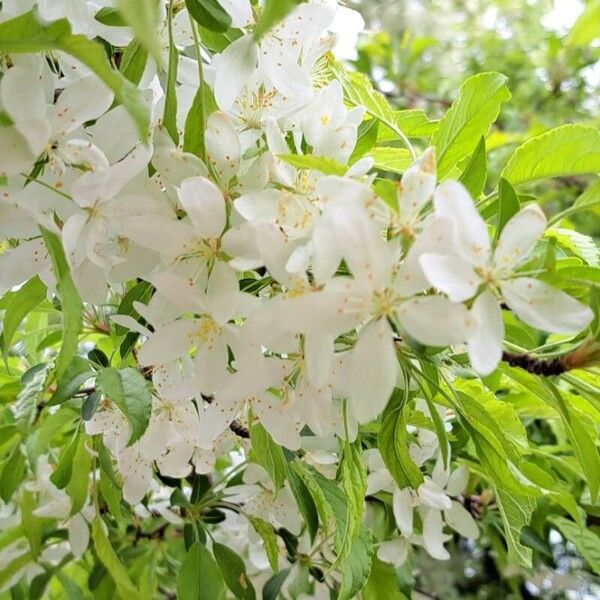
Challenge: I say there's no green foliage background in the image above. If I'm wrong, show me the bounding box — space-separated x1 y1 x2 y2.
351 0 600 596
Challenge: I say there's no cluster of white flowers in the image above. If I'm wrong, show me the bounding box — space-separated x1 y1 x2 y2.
0 0 595 587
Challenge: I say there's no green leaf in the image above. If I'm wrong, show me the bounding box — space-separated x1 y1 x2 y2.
254 0 302 41
262 569 290 600
543 381 600 502
213 542 256 600
378 109 438 140
0 11 150 138
432 72 510 178
163 4 179 145
458 136 487 199
378 389 423 489
502 124 600 186
177 542 226 600
249 421 287 491
94 7 128 27
40 227 83 381
117 0 162 67
567 0 600 46
50 430 80 489
0 447 26 502
340 439 367 551
21 489 43 559
545 228 599 267
335 69 410 146
286 463 319 544
362 556 407 600
337 525 373 600
120 40 148 86
350 118 379 163
65 434 93 514
114 281 153 336
308 466 355 564
278 153 347 176
248 516 279 573
186 0 232 34
48 355 93 406
184 83 217 160
550 516 600 575
0 275 46 363
369 147 412 174
92 519 140 600
14 363 49 434
495 487 538 568
496 177 520 236
0 551 32 589
96 368 152 445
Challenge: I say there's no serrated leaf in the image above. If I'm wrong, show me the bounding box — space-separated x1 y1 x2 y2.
213 542 256 600
550 516 600 575
119 39 148 86
378 110 438 141
50 430 80 489
543 380 600 502
378 389 423 489
21 489 43 559
248 516 279 573
187 0 232 34
350 118 379 163
14 363 49 434
0 11 150 138
249 421 287 491
177 542 226 600
502 125 600 186
432 72 510 178
65 434 92 514
545 228 599 267
340 439 366 548
92 519 140 600
369 147 412 174
495 487 538 568
0 447 26 502
184 83 217 160
48 355 93 406
40 227 83 381
459 136 487 198
0 275 46 363
362 556 407 600
337 525 373 600
96 367 152 445
335 68 411 144
286 464 319 544
278 154 347 176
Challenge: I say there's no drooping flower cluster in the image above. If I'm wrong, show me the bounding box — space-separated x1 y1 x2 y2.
0 0 596 596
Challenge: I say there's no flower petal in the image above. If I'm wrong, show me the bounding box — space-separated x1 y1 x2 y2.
397 296 475 347
444 500 479 539
502 277 594 333
433 180 490 267
348 319 397 424
493 204 546 275
467 289 504 375
179 176 226 238
419 253 480 301
393 488 414 537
